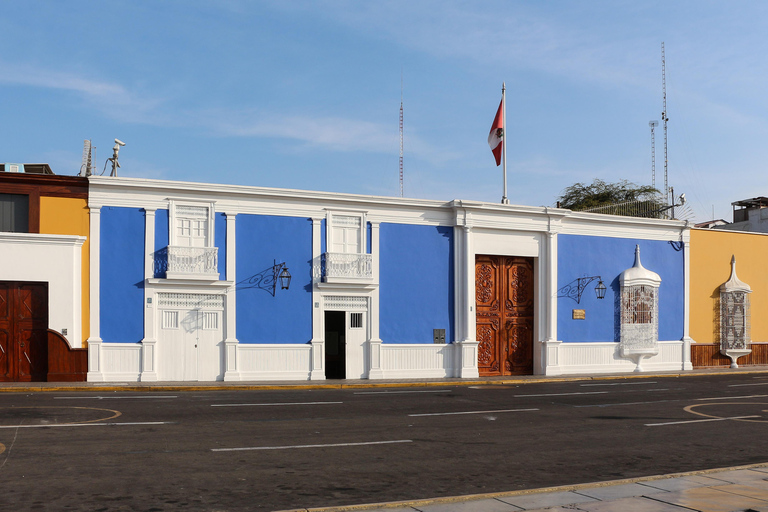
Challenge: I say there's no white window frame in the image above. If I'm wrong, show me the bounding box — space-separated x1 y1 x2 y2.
168 200 216 248
326 210 367 255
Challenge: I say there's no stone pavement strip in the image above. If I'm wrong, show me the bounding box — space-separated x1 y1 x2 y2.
278 463 768 512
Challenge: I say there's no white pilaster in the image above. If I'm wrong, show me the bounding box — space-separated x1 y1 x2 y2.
367 221 382 379
140 208 158 381
543 227 563 375
223 212 241 381
310 217 325 380
681 226 693 370
86 205 104 381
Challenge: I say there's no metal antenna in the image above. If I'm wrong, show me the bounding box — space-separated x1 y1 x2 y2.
80 139 94 177
399 71 404 198
649 121 658 189
661 42 670 208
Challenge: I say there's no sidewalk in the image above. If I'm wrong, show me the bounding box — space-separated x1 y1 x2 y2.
2 365 768 393
276 463 768 512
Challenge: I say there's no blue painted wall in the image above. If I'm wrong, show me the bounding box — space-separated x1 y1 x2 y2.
236 214 312 343
380 224 454 343
215 212 226 280
557 235 684 342
100 207 145 343
154 209 169 278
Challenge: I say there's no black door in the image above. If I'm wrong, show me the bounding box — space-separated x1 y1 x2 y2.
324 311 346 379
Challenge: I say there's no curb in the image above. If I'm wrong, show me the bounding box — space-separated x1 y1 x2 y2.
274 461 768 512
1 367 768 393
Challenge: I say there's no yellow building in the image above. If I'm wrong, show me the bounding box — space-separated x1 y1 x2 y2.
690 228 768 366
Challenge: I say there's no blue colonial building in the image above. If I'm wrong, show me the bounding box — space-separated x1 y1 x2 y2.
84 176 691 382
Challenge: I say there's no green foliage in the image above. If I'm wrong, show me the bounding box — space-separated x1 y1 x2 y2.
557 179 663 217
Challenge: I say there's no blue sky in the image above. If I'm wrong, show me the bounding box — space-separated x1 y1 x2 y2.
1 1 766 222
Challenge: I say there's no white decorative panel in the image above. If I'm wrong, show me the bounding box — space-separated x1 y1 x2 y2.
203 312 218 330
556 341 684 375
162 310 179 329
332 215 361 228
379 344 456 378
237 344 312 380
100 344 142 381
157 293 224 309
175 205 209 218
324 295 368 311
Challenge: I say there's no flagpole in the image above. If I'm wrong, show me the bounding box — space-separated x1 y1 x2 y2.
501 82 509 204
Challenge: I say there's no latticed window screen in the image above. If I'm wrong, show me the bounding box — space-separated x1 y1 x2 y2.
620 284 659 350
721 291 750 350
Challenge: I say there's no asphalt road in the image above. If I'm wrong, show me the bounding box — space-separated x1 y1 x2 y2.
2 374 768 511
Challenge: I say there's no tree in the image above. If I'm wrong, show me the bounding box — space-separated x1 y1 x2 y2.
556 179 663 218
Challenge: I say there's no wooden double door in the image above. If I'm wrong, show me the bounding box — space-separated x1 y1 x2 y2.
0 282 48 382
475 255 534 376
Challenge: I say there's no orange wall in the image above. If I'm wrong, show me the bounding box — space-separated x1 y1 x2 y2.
690 228 768 343
39 196 90 344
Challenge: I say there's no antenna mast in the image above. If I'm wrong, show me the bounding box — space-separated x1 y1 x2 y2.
399 73 404 197
649 121 658 189
661 42 669 208
80 139 94 177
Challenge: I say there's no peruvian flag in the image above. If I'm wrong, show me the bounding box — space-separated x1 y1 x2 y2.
487 97 504 166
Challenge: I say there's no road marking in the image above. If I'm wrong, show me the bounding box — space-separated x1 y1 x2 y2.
575 399 679 408
0 406 122 424
212 439 413 452
354 390 452 395
514 391 608 397
581 382 658 387
0 421 170 429
408 408 538 417
728 382 768 387
646 415 759 427
54 396 178 400
211 401 342 407
696 395 768 401
0 442 4 455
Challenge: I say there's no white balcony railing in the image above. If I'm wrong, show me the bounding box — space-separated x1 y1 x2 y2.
322 252 372 281
155 246 219 279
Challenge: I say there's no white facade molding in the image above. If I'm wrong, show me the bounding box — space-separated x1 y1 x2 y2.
550 340 686 375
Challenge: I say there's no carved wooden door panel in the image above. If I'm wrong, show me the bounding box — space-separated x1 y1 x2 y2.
0 282 48 382
476 256 534 376
0 284 12 380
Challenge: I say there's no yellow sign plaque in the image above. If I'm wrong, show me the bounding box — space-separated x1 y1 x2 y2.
572 309 586 320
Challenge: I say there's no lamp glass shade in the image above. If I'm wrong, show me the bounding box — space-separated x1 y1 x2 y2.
595 280 607 300
279 267 292 290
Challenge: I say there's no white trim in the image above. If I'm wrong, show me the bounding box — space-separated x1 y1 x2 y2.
549 340 686 375
87 206 103 381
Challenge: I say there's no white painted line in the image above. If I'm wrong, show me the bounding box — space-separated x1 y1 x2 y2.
354 390 452 395
211 401 342 407
0 422 170 429
408 408 538 417
696 395 768 401
212 439 412 452
575 399 679 408
581 382 658 387
54 396 178 400
728 383 768 387
514 391 609 397
646 415 760 427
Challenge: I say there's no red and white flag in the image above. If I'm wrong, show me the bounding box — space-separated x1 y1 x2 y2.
487 97 504 166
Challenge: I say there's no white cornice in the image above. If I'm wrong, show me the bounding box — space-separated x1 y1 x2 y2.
87 176 691 238
0 233 85 246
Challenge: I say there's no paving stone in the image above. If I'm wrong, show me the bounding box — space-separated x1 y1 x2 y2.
498 490 598 509
414 498 523 512
709 483 768 501
638 475 732 492
705 469 768 485
575 495 694 512
650 486 768 512
575 483 667 501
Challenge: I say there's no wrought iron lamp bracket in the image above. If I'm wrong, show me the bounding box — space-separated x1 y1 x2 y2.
558 275 606 303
